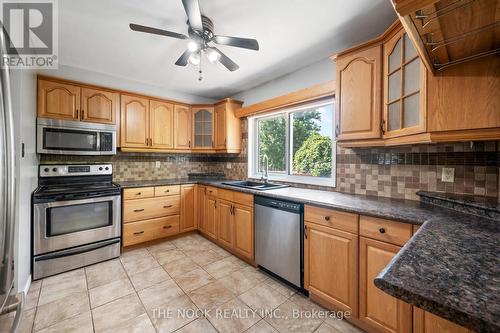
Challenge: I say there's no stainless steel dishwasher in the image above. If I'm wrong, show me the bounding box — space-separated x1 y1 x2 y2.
255 196 304 290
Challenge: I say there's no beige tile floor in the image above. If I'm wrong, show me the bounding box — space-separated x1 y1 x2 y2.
3 234 366 333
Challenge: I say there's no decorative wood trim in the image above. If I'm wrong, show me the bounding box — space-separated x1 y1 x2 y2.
391 0 439 17
234 81 335 118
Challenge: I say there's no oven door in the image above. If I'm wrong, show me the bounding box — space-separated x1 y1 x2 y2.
33 195 121 255
37 118 116 155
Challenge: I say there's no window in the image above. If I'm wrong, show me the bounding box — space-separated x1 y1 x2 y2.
248 99 335 186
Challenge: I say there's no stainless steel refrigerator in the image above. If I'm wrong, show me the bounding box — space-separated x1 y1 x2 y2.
0 25 23 332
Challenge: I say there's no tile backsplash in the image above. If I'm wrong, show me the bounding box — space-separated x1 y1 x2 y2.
40 118 500 202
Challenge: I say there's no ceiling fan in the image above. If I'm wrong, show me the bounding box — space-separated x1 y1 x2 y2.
129 0 259 78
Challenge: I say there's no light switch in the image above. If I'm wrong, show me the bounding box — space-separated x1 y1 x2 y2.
155 161 161 168
441 167 455 183
226 162 232 169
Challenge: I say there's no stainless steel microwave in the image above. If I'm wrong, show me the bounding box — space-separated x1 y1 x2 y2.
37 118 116 155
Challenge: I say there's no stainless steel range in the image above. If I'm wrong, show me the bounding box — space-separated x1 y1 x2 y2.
32 164 121 280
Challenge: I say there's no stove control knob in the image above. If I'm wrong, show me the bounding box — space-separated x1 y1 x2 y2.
105 166 109 171
52 167 57 172
44 167 49 172
99 167 103 171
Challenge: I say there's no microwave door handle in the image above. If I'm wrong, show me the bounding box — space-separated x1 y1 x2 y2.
96 132 101 151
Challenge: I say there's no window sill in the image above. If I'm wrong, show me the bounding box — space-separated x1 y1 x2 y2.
248 174 336 188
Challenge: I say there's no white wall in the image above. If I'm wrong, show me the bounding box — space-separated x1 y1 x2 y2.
232 58 335 106
38 65 216 104
10 68 38 293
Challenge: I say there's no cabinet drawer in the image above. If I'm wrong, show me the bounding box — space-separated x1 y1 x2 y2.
123 196 180 223
123 187 154 200
360 215 412 246
123 215 180 246
206 186 218 197
304 205 358 234
218 189 253 207
155 185 180 197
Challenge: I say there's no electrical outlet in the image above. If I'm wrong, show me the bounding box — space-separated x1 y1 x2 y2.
226 162 232 169
441 167 455 183
155 161 161 168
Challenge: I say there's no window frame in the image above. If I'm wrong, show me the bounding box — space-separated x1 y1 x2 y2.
248 98 336 187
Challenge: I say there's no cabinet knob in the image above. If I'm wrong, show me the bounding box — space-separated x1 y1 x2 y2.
136 192 142 195
379 228 386 234
324 216 331 222
165 190 170 193
163 225 172 229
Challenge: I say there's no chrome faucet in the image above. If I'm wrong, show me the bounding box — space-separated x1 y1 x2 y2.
261 154 269 183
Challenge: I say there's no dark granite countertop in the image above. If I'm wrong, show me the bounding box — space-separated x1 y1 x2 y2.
115 178 224 188
115 178 500 331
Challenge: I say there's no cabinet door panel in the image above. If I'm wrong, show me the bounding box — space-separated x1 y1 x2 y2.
120 95 149 148
180 185 196 232
174 104 192 149
233 204 254 260
336 45 382 141
217 200 233 248
193 107 214 149
150 100 174 149
206 197 217 239
306 223 358 315
359 237 411 333
38 79 80 120
214 104 226 149
413 308 473 333
81 87 118 124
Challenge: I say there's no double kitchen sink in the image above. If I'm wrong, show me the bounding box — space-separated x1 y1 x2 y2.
222 180 289 191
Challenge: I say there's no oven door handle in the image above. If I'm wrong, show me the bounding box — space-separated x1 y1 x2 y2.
34 195 120 208
34 238 120 262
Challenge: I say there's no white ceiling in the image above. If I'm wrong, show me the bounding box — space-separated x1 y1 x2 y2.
59 0 396 99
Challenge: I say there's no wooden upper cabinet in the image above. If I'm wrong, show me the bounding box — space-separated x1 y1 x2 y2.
305 222 358 316
81 87 119 124
38 79 80 120
180 184 196 232
214 99 243 153
121 94 149 148
336 45 382 141
383 28 426 138
174 104 192 149
192 106 214 149
150 100 174 149
214 103 227 149
359 236 412 333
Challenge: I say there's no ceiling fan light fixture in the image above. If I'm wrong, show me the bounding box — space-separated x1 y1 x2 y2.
188 52 201 66
206 47 221 64
187 40 199 52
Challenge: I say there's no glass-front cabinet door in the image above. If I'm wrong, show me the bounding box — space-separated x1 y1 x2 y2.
192 106 214 149
383 29 426 138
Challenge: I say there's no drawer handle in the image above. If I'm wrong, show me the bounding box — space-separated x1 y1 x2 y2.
133 209 145 212
163 205 173 208
165 190 170 193
136 192 142 195
324 216 331 222
379 228 386 234
133 231 144 235
163 225 172 229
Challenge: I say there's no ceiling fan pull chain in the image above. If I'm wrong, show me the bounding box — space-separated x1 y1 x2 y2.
198 55 203 81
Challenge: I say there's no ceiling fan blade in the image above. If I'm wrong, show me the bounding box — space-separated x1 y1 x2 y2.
181 0 203 31
129 23 187 40
213 47 239 72
175 50 192 66
214 35 259 51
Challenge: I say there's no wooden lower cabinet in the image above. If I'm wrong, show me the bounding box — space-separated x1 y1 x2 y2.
217 199 234 248
359 236 412 333
304 222 358 316
233 204 254 260
205 195 218 239
413 308 473 333
123 215 180 247
180 184 196 232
